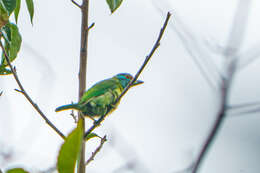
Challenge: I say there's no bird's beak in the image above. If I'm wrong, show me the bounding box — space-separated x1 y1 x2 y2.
131 79 144 86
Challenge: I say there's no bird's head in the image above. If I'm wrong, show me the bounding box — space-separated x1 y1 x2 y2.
115 73 144 88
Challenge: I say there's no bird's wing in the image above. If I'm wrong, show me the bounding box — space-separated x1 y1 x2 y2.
79 78 122 104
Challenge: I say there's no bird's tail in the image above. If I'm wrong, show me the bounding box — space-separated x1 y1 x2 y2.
55 103 81 112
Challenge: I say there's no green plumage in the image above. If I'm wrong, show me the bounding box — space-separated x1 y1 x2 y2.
55 73 143 118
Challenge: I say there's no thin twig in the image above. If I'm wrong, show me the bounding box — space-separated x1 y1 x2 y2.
87 22 95 30
70 102 78 123
71 0 81 8
0 91 3 96
85 135 107 166
84 11 171 139
0 40 66 140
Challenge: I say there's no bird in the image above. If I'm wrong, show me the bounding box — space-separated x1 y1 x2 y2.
55 73 143 120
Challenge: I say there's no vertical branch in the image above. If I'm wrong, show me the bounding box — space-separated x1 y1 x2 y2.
78 0 89 172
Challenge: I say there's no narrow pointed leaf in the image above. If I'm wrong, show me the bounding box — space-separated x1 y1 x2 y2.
85 132 99 141
6 168 29 173
14 0 20 23
25 0 34 24
1 0 16 15
57 119 83 173
106 0 123 13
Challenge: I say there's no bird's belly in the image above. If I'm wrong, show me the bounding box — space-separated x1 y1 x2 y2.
83 91 119 117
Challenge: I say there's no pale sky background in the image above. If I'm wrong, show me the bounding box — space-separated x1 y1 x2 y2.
1 0 260 173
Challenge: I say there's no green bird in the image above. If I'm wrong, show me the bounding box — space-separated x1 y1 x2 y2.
55 73 143 119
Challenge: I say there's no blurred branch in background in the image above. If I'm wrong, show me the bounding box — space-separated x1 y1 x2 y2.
0 142 14 167
150 0 223 91
150 0 259 172
171 163 194 173
169 14 223 91
109 128 151 173
236 42 260 70
191 0 251 172
23 42 55 76
226 101 260 116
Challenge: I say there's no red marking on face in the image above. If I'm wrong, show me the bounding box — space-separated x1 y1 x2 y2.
125 75 132 80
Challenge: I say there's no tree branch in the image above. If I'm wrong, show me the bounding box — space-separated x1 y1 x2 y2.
191 1 251 172
84 12 171 139
85 135 107 166
0 40 66 140
78 0 90 172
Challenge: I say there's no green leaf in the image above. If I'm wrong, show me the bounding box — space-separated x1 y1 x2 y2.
1 23 22 66
6 168 29 173
57 119 83 173
9 23 22 61
1 23 11 42
25 0 34 24
0 39 10 66
14 0 20 23
0 66 11 75
0 3 9 28
85 132 100 141
1 0 16 15
106 0 123 13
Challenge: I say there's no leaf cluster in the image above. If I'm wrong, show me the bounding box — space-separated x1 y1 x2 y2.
0 0 136 173
0 0 34 75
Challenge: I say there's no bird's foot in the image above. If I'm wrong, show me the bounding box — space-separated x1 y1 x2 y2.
93 120 99 126
110 103 117 108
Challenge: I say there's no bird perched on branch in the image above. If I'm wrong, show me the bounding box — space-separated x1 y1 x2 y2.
55 73 143 119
